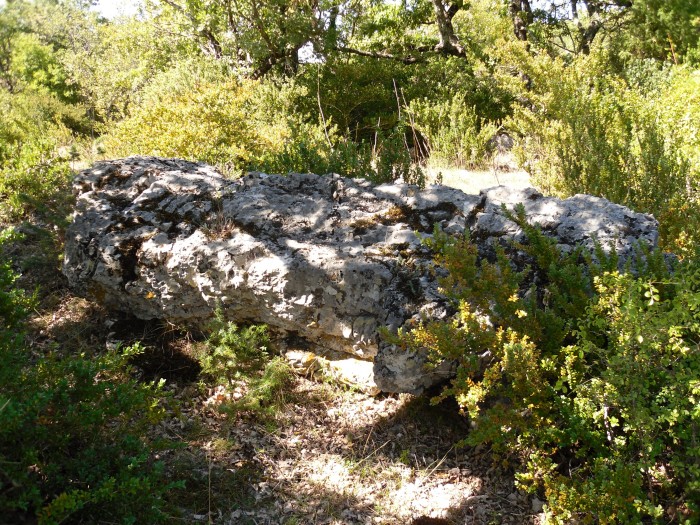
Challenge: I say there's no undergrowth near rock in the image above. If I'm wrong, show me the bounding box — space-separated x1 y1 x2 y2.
3 223 538 524
390 207 700 523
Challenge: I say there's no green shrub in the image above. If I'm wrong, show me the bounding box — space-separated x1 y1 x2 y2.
0 89 75 221
0 230 179 524
226 356 293 417
512 54 697 250
658 68 700 188
199 318 292 418
104 62 329 176
408 93 499 169
387 210 700 522
0 342 179 524
9 32 78 104
104 72 263 174
106 61 425 184
0 229 35 327
200 319 272 386
364 120 427 187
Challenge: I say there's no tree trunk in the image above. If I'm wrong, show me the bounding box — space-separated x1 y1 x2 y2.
509 0 532 42
429 0 465 57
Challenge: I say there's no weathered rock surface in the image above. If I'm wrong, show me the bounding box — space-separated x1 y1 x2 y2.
63 157 660 393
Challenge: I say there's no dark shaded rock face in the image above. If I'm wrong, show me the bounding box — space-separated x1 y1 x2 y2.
63 157 660 393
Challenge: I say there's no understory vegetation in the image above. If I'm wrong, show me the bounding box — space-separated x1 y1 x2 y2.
0 230 178 524
388 214 700 523
1 0 700 523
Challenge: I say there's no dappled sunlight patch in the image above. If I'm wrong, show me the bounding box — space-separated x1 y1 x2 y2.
28 295 110 353
167 376 538 524
428 152 532 194
386 470 483 520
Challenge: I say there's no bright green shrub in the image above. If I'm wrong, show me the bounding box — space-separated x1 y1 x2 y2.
0 232 178 524
198 318 292 418
60 17 177 122
106 61 425 184
0 89 75 221
244 79 374 179
623 0 700 63
10 32 78 104
537 267 700 522
105 62 331 176
658 68 700 187
200 319 272 386
104 73 264 173
388 211 700 522
408 93 499 169
512 54 697 250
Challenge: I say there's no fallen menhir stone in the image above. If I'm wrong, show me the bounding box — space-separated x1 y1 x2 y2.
63 157 660 394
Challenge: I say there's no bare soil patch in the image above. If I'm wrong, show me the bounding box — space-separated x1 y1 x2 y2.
428 153 533 195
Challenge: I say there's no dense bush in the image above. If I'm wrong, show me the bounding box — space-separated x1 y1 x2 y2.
106 60 426 184
0 229 179 524
103 62 267 174
8 32 78 104
60 17 177 122
0 89 76 221
388 211 700 523
658 68 700 187
512 53 699 250
408 92 498 168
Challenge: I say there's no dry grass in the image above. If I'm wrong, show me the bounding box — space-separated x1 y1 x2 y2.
427 153 533 195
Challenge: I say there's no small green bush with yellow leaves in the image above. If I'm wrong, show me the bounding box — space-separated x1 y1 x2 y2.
388 208 700 523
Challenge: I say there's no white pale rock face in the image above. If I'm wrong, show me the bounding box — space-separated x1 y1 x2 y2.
63 156 660 394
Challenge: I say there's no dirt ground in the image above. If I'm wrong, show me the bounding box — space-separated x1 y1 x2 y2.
427 152 532 195
162 376 541 524
29 289 541 525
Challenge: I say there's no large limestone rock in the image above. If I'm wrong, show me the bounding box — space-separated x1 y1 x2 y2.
63 157 660 393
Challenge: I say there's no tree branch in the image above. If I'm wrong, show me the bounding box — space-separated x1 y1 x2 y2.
249 0 281 59
430 0 466 56
251 54 279 79
509 0 533 42
159 0 223 58
333 45 425 64
446 1 461 21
